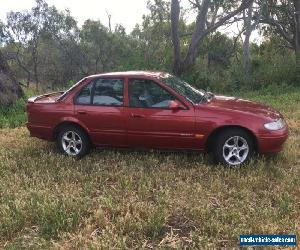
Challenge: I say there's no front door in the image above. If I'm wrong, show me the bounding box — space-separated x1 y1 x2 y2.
74 77 126 146
126 78 197 149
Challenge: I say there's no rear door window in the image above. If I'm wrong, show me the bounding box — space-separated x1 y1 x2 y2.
75 78 124 106
75 82 93 104
92 79 124 106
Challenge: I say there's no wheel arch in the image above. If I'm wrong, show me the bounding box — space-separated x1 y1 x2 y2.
205 125 258 152
53 121 91 142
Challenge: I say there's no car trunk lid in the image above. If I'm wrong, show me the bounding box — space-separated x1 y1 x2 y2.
27 91 64 103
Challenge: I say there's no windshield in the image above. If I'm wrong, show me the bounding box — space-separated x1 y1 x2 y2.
160 74 207 104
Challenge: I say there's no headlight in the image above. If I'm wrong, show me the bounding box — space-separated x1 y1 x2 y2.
264 118 286 130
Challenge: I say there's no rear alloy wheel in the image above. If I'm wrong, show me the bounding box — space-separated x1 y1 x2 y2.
213 128 254 166
57 126 90 157
62 131 82 156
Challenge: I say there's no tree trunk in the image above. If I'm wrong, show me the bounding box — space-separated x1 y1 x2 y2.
182 0 210 74
294 0 300 82
242 3 253 72
33 60 39 90
0 50 23 106
106 11 112 33
16 57 31 87
171 0 182 75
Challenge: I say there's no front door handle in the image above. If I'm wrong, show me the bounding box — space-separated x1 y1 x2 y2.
131 113 145 118
77 110 87 115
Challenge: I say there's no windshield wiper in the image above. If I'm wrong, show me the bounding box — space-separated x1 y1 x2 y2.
207 92 214 101
197 92 213 104
196 94 207 104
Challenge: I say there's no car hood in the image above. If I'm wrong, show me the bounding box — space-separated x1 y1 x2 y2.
205 95 281 120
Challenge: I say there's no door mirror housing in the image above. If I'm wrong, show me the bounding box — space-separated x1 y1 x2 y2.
168 100 182 110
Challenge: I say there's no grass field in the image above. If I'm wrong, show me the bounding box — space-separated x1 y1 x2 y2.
0 88 299 249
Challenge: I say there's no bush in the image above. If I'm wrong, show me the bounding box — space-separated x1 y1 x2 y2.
0 88 39 128
0 98 27 128
225 51 297 91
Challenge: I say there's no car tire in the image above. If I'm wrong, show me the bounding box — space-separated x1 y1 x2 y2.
57 125 90 158
213 128 254 166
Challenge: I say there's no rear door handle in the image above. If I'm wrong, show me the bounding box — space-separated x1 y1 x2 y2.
77 110 87 115
131 113 145 118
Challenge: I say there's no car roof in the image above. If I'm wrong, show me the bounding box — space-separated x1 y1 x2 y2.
86 71 168 79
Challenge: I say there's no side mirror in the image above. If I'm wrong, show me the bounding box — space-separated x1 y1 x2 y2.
168 100 182 110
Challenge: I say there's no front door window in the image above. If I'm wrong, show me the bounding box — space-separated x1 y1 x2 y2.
128 79 175 108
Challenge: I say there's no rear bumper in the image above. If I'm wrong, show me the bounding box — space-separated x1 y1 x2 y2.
26 122 54 141
257 126 289 154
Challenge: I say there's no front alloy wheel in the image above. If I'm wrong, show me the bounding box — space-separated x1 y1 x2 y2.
213 128 254 166
222 136 249 166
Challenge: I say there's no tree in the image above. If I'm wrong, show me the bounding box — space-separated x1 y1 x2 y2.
131 0 173 70
258 0 293 48
242 1 254 71
45 6 85 80
79 20 111 73
242 1 263 71
3 0 84 90
170 0 254 75
0 49 23 106
257 0 300 81
293 0 300 80
3 0 53 89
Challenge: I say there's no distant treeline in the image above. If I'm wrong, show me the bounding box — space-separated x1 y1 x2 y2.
0 0 299 92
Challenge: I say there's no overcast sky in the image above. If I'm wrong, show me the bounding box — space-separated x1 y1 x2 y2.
0 0 261 42
0 0 150 32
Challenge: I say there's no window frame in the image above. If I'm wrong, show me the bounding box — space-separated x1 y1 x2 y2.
73 77 125 107
127 78 188 110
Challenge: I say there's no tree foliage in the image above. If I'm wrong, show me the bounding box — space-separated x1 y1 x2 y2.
0 0 298 103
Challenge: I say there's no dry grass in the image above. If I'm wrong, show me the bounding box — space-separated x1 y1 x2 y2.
0 90 299 249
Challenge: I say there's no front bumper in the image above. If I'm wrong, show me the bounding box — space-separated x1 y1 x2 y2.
257 125 289 154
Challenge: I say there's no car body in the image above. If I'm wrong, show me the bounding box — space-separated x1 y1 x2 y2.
26 71 289 166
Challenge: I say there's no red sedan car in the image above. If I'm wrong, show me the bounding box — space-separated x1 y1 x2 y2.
26 71 288 166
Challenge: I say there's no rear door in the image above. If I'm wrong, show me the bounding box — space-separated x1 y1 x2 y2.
74 77 127 146
125 78 198 149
